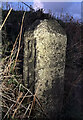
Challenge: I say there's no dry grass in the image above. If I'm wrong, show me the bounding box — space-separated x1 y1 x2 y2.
0 8 12 31
1 8 47 120
1 3 82 119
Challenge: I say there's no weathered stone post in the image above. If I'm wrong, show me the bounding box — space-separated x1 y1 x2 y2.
23 19 67 119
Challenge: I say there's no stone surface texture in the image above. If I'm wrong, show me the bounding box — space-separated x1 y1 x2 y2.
23 19 67 119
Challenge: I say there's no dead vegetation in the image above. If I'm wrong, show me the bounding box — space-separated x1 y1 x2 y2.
1 8 49 120
0 2 82 120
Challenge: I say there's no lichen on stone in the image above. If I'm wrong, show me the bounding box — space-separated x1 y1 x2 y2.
23 19 67 119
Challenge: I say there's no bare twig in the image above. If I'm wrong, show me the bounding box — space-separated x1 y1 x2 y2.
28 83 40 118
12 92 28 118
0 8 12 31
9 33 20 71
23 104 31 118
13 92 23 109
21 2 35 11
13 11 26 70
2 104 14 120
2 94 26 109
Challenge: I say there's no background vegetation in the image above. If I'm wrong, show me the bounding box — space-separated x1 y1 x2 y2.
1 2 83 120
